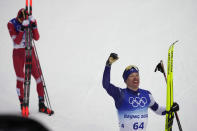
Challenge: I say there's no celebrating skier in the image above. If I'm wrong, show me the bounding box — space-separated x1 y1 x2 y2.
102 53 179 131
7 8 53 115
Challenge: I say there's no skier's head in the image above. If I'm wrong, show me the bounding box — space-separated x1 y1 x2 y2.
17 8 26 23
123 65 140 90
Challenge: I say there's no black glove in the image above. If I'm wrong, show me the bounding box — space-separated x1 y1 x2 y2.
21 25 25 31
31 22 37 28
29 15 37 28
106 53 119 66
171 102 179 112
167 102 179 114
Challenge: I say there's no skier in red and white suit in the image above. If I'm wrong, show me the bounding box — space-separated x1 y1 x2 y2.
8 8 53 115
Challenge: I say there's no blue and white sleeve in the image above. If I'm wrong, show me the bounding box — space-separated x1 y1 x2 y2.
149 94 166 115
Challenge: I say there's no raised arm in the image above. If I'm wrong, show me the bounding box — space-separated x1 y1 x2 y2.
102 53 122 105
29 15 40 41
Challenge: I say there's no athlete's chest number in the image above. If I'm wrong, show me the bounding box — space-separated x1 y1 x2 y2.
133 122 144 130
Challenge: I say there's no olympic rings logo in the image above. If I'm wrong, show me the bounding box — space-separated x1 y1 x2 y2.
128 97 147 107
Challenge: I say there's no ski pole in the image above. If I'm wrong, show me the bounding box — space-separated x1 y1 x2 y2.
32 40 53 114
155 60 183 131
28 0 53 114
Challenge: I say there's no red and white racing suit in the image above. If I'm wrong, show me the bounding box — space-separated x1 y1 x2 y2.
7 18 44 102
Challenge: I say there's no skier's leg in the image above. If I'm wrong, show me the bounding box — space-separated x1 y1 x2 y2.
31 49 44 101
31 49 54 115
13 49 25 107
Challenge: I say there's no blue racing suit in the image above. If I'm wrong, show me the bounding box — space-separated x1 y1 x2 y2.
102 66 166 131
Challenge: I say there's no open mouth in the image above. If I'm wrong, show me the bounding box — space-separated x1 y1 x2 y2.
133 80 139 84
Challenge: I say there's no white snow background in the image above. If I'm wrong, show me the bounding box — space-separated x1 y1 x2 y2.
0 0 197 130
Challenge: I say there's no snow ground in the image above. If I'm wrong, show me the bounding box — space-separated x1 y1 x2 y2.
0 0 197 130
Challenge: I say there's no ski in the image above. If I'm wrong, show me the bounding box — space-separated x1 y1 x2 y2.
165 41 177 131
22 0 33 118
155 41 182 131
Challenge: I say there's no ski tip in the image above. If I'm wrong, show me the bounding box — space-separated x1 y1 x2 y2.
173 40 179 44
30 0 32 6
169 40 179 49
26 0 28 6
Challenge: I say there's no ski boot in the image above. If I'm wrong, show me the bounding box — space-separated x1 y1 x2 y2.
39 102 54 116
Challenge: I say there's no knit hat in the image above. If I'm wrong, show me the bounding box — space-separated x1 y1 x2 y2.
122 65 139 82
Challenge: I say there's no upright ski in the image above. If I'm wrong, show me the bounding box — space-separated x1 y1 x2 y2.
165 42 176 131
155 41 182 131
22 0 33 118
